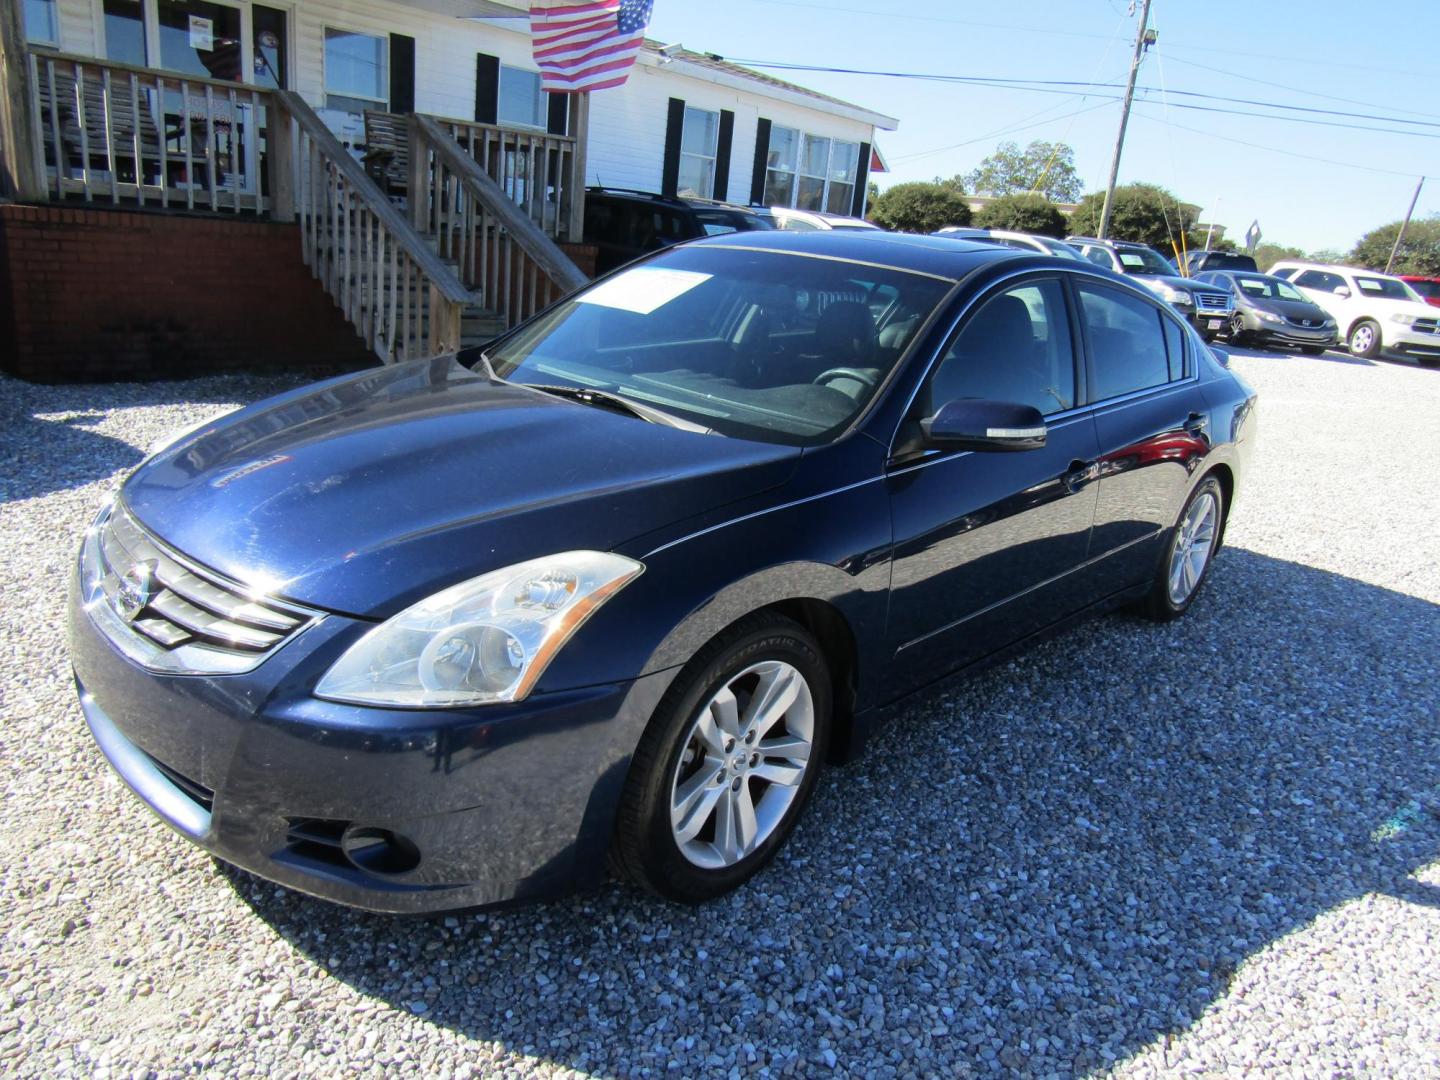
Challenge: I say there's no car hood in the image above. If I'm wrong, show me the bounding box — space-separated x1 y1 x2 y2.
1133 272 1220 293
122 358 801 617
1240 295 1331 319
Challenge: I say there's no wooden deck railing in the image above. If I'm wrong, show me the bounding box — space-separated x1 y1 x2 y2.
273 91 473 362
28 51 273 213
410 113 588 330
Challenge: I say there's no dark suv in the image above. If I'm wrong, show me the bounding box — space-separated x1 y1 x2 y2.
1180 250 1258 275
583 188 774 275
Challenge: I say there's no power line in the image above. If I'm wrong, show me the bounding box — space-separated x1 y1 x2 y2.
891 99 1116 163
725 59 1440 139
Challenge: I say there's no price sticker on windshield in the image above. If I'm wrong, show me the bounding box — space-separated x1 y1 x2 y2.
576 268 712 315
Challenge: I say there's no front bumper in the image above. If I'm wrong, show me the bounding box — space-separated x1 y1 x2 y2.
1177 305 1234 336
1388 324 1440 360
1243 315 1338 347
69 573 674 913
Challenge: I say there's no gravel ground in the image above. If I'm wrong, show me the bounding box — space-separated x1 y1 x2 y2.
2 348 1438 1078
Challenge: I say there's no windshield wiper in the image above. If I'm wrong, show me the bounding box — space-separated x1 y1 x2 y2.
519 383 713 433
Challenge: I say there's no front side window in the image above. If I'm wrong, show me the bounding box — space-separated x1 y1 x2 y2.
677 106 718 198
929 279 1076 416
1077 281 1174 400
325 28 387 114
499 65 545 129
24 0 59 45
483 246 952 445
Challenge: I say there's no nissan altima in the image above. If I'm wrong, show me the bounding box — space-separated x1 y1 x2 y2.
69 232 1256 912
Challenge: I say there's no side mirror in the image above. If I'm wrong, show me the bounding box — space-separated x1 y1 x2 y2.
1334 286 1351 298
921 399 1047 452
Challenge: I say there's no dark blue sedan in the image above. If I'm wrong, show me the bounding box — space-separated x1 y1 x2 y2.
69 232 1257 912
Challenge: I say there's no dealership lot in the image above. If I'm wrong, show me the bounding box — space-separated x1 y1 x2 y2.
1 349 1437 1077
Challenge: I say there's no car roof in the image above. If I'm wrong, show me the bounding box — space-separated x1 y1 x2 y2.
696 228 1035 279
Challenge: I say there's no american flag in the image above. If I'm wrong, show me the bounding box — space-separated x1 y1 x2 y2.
529 0 653 94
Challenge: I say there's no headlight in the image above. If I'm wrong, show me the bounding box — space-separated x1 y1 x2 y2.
315 552 643 708
1323 317 1337 328
1256 310 1283 323
1159 285 1192 305
1389 313 1418 326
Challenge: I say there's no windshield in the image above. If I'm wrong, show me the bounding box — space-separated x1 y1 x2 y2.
1355 275 1420 302
1116 247 1177 275
691 210 774 236
482 246 953 446
1232 273 1307 302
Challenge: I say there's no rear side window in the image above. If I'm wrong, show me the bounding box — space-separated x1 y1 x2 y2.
1160 315 1186 381
1076 282 1173 400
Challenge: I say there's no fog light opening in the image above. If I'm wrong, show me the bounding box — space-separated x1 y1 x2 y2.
340 826 422 876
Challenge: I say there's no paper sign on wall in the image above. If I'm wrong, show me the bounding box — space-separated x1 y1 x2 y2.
189 15 214 51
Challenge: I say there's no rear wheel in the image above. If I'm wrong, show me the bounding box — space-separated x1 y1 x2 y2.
1347 319 1381 358
611 614 831 903
1139 477 1224 621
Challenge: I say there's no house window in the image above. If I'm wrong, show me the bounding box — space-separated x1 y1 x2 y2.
763 124 799 206
23 0 60 46
764 127 861 214
499 65 545 129
677 106 718 198
325 28 387 114
102 0 147 65
158 0 243 83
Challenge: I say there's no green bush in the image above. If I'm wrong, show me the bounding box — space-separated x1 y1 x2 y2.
972 193 1068 237
869 182 972 233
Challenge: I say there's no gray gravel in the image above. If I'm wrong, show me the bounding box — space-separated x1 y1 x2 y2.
2 349 1439 1078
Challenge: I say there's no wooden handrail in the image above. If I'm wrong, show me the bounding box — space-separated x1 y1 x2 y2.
29 49 261 95
413 112 587 295
276 90 471 305
428 111 577 148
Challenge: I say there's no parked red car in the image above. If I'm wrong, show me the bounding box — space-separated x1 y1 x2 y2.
1399 275 1440 307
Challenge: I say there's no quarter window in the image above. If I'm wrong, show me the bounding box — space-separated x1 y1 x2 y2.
1077 282 1174 400
325 28 387 114
929 279 1077 416
677 106 718 198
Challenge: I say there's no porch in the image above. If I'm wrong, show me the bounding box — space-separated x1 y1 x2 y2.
1 2 592 368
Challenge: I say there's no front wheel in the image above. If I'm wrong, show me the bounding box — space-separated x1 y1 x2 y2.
611 614 831 903
1139 477 1224 621
1227 312 1249 345
1348 319 1382 358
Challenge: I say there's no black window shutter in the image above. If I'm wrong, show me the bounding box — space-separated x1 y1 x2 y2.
852 141 872 217
389 34 415 113
750 118 772 205
475 53 500 125
661 97 685 197
712 110 735 201
546 92 569 136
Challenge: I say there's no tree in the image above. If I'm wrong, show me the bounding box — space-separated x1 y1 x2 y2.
1350 217 1440 276
869 182 972 233
972 193 1068 237
1070 183 1197 250
1252 242 1306 273
932 174 966 195
965 140 1083 203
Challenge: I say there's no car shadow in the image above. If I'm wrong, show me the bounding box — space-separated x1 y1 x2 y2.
230 547 1440 1076
0 374 313 504
1224 341 1373 366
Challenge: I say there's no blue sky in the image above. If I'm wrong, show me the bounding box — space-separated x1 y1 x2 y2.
646 0 1438 253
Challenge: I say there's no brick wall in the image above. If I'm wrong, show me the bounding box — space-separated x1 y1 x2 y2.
0 204 376 382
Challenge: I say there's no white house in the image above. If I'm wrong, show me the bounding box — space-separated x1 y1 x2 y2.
19 0 895 214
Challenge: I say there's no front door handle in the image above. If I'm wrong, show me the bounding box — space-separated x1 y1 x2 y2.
1183 412 1209 436
1063 460 1099 492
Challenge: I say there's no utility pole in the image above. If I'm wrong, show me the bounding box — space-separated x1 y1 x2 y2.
1384 176 1425 274
1097 0 1154 240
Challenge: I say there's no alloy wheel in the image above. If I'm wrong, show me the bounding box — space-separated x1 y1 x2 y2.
669 660 815 870
1168 490 1219 605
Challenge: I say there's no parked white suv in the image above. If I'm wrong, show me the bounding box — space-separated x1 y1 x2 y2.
1269 262 1440 364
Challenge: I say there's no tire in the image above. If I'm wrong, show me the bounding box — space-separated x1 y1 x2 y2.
1226 313 1249 345
1139 476 1224 622
611 614 832 903
1347 319 1382 358
1301 345 1325 355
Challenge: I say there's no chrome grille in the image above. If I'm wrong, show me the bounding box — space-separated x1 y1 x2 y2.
1194 291 1230 312
1415 318 1439 335
78 501 322 675
1286 316 1325 328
